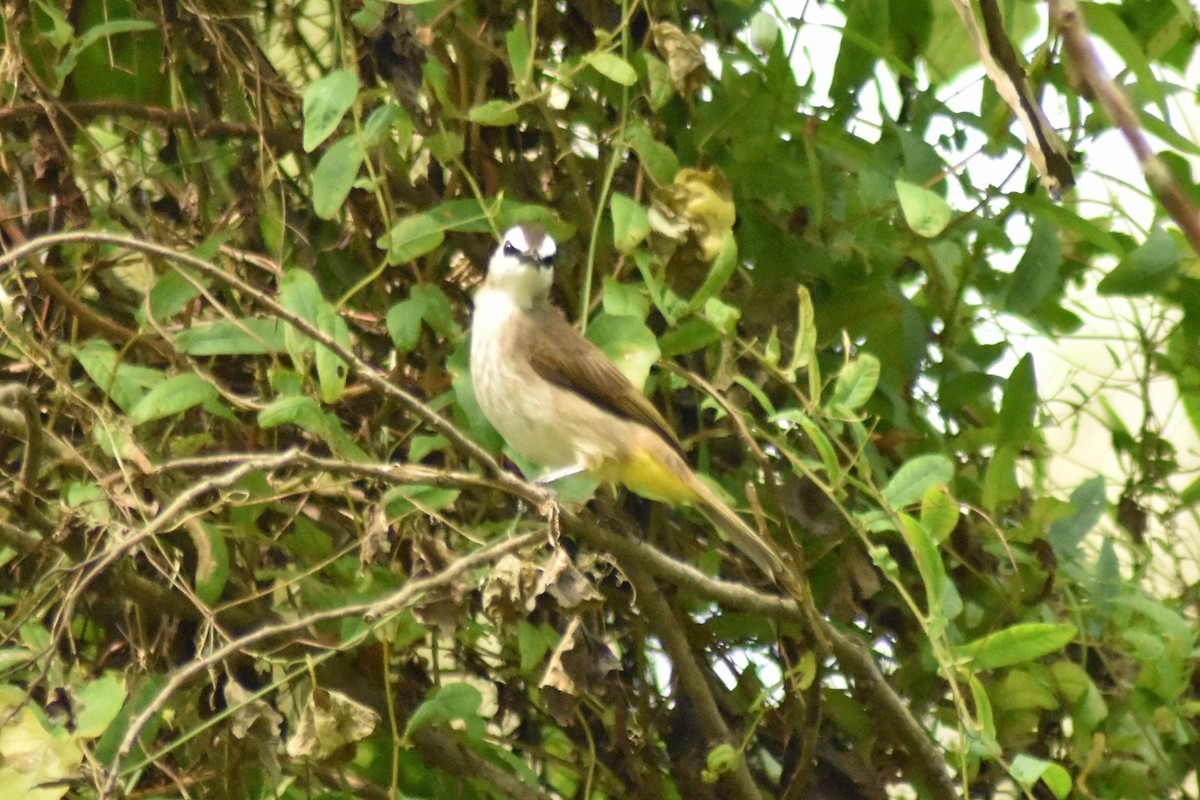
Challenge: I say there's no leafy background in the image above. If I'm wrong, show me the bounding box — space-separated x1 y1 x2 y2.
1 0 1198 798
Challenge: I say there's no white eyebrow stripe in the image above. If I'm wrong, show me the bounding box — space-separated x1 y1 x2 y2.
506 226 529 251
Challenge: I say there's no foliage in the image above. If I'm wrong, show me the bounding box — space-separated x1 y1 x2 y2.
1 0 1198 798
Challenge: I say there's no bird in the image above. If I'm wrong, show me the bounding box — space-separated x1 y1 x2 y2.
469 223 783 581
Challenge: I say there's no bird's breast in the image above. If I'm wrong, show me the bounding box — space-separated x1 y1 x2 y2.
469 290 582 470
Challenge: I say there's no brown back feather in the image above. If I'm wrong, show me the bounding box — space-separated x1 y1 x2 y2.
524 301 683 455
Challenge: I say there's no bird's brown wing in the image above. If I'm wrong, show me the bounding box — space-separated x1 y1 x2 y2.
524 301 683 455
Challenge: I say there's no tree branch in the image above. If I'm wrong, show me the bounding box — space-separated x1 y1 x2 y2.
0 230 502 474
95 529 544 798
621 558 767 800
951 0 1074 195
564 515 960 800
0 101 302 151
1051 0 1200 253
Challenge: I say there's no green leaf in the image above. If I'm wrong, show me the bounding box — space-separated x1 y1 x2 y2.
981 444 1019 512
788 285 817 374
129 373 218 425
259 396 369 461
897 513 958 629
415 284 460 340
383 484 461 518
517 621 556 674
1046 479 1108 554
924 1 979 82
387 284 462 352
967 674 998 752
920 485 959 543
468 99 520 126
191 522 229 606
507 20 531 91
279 270 325 365
175 318 286 355
378 200 491 264
703 743 740 782
408 433 447 462
1083 4 1166 116
362 103 404 146
303 69 358 151
643 52 674 110
611 193 649 254
55 19 157 84
312 136 365 219
147 267 207 322
587 313 661 390
73 673 128 739
997 354 1037 447
404 683 483 738
418 129 462 161
658 317 720 357
703 297 740 334
1010 754 1072 799
601 277 649 320
33 0 73 50
259 395 325 429
387 297 423 353
829 0 886 100
830 353 880 412
686 231 737 312
1097 227 1179 295
94 675 169 765
584 52 638 86
315 303 351 404
954 623 1077 670
882 453 955 509
749 10 781 53
1004 219 1062 315
73 340 163 413
1009 193 1123 255
624 123 679 185
895 180 952 238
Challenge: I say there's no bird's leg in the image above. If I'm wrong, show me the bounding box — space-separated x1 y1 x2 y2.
535 463 586 485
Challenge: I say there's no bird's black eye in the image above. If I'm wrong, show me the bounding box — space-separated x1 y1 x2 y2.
539 254 555 267
503 241 519 256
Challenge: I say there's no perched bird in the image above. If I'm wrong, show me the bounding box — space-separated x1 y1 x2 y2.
469 224 783 580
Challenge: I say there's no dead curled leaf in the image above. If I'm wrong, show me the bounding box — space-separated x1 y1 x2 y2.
481 553 538 628
410 533 468 633
650 22 710 98
534 548 602 609
482 549 603 630
285 687 379 760
538 616 621 720
648 166 737 270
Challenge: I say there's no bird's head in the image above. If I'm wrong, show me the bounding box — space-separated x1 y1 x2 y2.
485 224 557 304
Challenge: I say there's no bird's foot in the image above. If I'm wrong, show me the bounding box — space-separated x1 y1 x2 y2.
535 464 586 486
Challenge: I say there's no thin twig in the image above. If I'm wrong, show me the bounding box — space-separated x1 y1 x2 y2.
0 384 54 533
621 558 767 800
52 451 304 643
0 230 502 473
566 514 960 800
95 529 543 797
948 0 1073 196
0 101 302 151
1051 0 1200 254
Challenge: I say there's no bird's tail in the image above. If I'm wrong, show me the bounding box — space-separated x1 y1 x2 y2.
690 478 784 582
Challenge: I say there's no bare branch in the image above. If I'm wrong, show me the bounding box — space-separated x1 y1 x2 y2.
1051 0 1200 253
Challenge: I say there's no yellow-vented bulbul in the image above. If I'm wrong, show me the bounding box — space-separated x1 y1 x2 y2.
469 224 782 580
